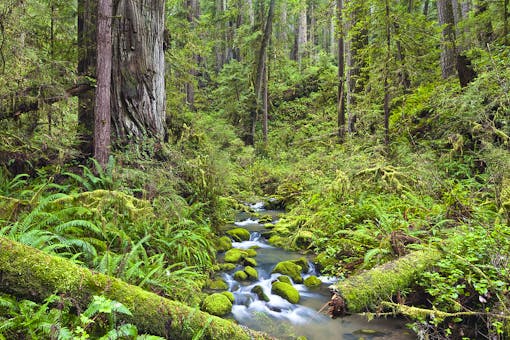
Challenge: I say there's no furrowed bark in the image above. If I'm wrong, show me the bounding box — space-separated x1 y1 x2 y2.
328 249 441 316
0 236 273 339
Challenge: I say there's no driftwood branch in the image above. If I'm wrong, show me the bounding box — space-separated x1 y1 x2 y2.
0 82 93 121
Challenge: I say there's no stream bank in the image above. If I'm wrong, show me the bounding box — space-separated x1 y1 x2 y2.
209 203 417 339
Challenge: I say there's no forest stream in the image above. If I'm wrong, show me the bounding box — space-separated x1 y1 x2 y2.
218 203 417 340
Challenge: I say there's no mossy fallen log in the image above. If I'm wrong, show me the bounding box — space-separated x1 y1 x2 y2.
0 236 273 339
328 249 441 316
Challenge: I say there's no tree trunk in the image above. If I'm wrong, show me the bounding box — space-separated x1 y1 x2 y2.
262 62 268 145
328 249 442 316
297 4 307 66
93 0 113 168
185 0 200 110
505 0 509 45
0 236 273 339
337 0 346 142
249 0 275 146
423 0 430 16
247 0 255 27
437 0 457 79
384 0 391 147
111 0 167 142
77 0 97 157
345 0 367 133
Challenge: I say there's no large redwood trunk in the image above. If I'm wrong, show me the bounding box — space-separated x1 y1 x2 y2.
111 0 167 141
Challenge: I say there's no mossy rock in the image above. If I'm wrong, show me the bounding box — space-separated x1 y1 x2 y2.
271 281 300 304
292 257 310 273
243 257 258 267
233 270 248 281
264 223 276 229
226 228 251 242
304 276 322 288
293 230 314 249
215 236 233 252
218 263 237 271
245 248 257 257
244 266 258 280
268 235 286 247
277 275 292 285
221 291 235 303
201 293 233 316
207 278 228 290
251 285 270 302
272 261 303 283
258 215 273 224
224 249 247 263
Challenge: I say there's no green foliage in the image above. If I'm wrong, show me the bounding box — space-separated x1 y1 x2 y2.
64 157 115 192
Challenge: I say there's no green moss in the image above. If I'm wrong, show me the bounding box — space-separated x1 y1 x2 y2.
234 270 248 281
304 276 322 288
243 257 258 267
207 278 228 290
268 235 285 247
218 263 237 271
251 285 270 302
293 230 313 249
271 281 300 304
258 215 273 224
0 237 273 339
221 291 235 303
215 236 233 252
277 275 292 285
244 266 258 280
272 261 303 283
226 228 251 241
292 257 310 272
245 248 257 257
224 248 246 263
201 293 233 316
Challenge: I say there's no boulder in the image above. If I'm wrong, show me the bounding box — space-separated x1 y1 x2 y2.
244 266 258 280
304 276 322 288
215 236 233 252
201 293 233 317
226 228 251 242
251 285 270 302
271 281 300 304
272 261 303 283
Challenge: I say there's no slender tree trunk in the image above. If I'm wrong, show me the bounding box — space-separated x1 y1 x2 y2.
346 0 367 133
280 2 288 50
215 0 226 71
185 0 200 110
384 0 391 147
337 0 346 142
110 0 167 141
262 62 268 144
423 0 430 16
249 0 275 146
247 0 255 27
297 4 307 66
505 0 509 45
437 0 457 78
77 0 97 157
94 0 112 168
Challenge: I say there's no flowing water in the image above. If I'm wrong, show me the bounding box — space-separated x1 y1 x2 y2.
219 205 417 340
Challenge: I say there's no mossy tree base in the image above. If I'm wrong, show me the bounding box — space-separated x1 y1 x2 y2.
0 236 273 339
329 249 441 316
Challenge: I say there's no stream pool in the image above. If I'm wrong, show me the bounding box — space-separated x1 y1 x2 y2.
217 206 417 340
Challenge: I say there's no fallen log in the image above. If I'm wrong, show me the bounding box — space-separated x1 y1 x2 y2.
328 249 441 316
0 236 273 339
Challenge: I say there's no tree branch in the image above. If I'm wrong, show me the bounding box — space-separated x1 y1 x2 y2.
0 82 94 121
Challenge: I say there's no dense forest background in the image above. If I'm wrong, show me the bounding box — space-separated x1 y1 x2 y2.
0 0 509 338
